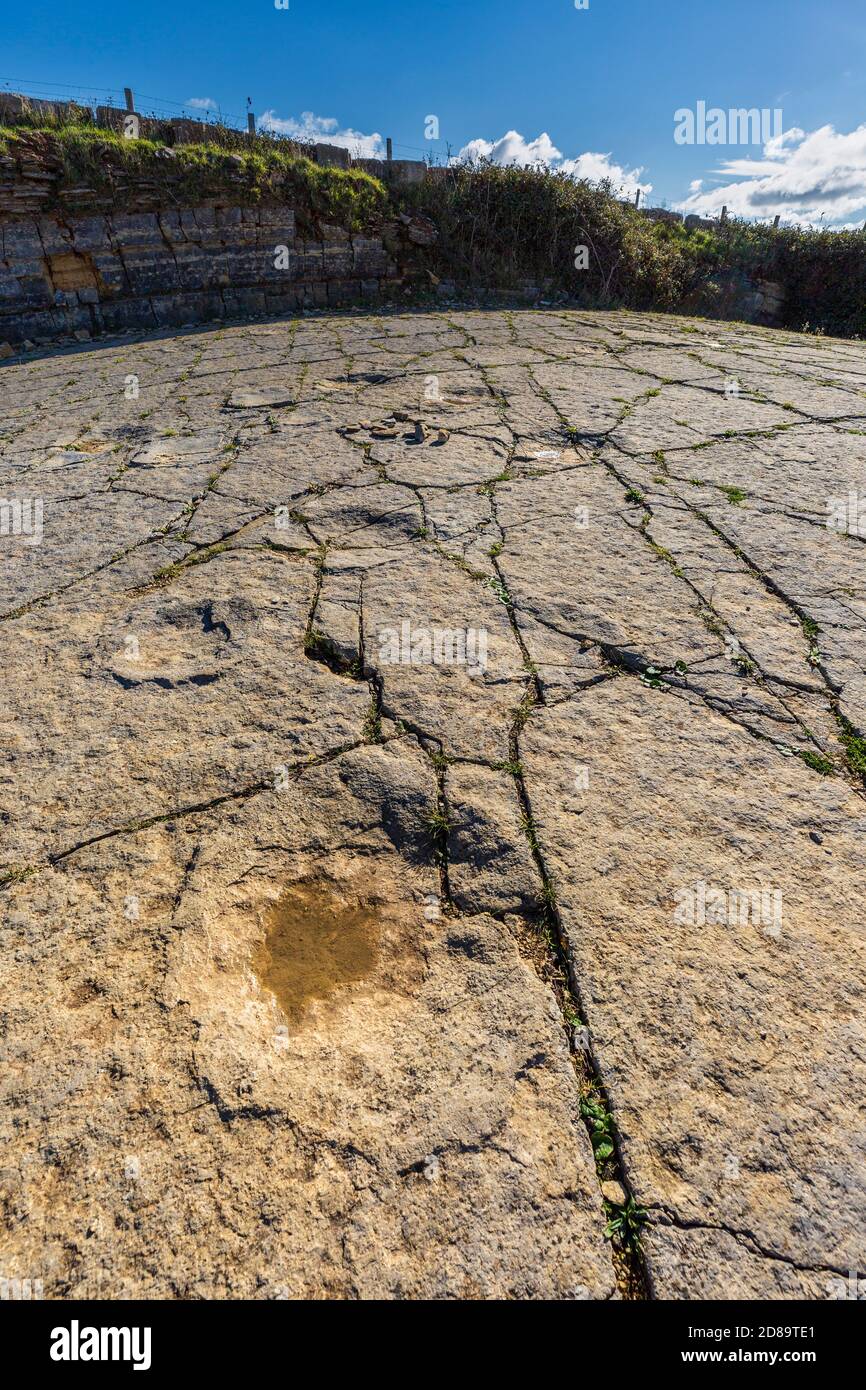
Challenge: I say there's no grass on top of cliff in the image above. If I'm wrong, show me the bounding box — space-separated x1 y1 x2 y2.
0 125 388 232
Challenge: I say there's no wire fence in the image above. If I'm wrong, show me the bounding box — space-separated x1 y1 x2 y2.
0 76 449 165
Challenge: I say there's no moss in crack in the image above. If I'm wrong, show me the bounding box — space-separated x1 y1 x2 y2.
720 485 747 505
143 539 233 590
698 607 726 639
493 757 523 776
797 614 822 667
649 540 684 577
799 749 836 776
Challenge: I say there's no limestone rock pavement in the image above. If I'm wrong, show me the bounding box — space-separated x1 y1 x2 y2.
1 308 864 1300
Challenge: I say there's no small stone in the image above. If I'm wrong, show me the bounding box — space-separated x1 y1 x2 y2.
0 342 13 359
435 428 450 445
809 831 823 844
600 1180 627 1207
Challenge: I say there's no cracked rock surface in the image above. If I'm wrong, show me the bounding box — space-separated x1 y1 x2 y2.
1 307 864 1300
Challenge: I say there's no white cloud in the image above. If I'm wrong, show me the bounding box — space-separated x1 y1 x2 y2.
677 123 866 227
458 130 564 167
258 109 384 159
453 129 651 199
186 97 217 111
558 151 651 198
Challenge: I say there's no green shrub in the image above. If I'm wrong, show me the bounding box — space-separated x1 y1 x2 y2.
398 161 716 308
400 160 866 335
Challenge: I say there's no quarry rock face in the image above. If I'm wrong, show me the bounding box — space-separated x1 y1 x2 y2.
0 204 400 346
1 307 864 1300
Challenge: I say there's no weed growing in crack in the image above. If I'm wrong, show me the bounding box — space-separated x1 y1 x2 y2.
485 576 511 605
519 811 540 853
640 665 667 689
362 698 383 744
604 1197 649 1247
581 1092 617 1166
561 1002 585 1031
427 807 452 837
513 696 536 734
539 878 558 911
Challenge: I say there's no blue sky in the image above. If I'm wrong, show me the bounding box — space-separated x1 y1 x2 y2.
3 0 865 224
